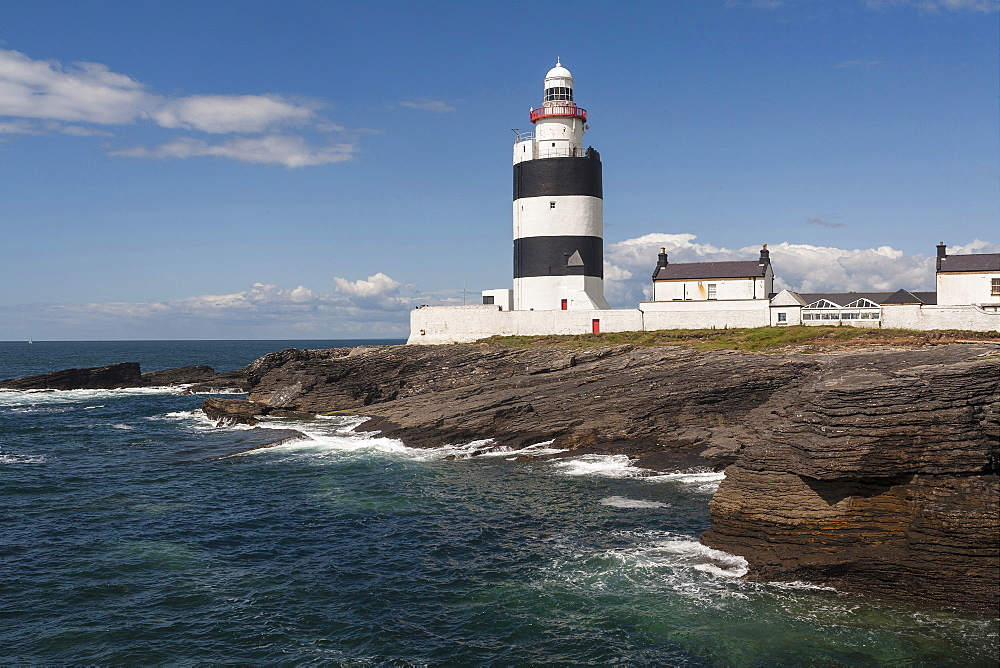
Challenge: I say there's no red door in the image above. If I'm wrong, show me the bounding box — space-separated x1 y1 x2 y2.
592 319 600 334
561 299 568 310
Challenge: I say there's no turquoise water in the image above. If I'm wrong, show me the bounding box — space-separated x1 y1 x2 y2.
1 341 996 664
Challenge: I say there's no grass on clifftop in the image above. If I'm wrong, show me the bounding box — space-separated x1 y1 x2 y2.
486 326 1000 352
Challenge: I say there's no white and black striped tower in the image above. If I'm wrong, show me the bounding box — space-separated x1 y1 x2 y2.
512 60 609 311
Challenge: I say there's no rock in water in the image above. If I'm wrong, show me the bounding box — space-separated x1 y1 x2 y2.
141 365 217 386
202 397 264 426
0 362 142 390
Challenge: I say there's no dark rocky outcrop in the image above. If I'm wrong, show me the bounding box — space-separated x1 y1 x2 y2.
1 363 249 392
0 362 143 390
142 365 217 386
202 341 1000 612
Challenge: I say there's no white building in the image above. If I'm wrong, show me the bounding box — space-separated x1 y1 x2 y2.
935 242 1000 307
648 246 774 302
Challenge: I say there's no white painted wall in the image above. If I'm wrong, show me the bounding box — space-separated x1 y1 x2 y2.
408 306 642 344
652 275 770 302
513 196 602 238
641 300 770 329
534 117 583 152
937 272 1000 306
513 139 535 164
881 304 1000 332
515 275 609 312
481 289 513 311
770 305 802 326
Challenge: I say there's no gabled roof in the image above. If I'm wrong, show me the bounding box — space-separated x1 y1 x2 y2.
770 289 807 307
653 260 768 281
798 292 893 307
937 253 1000 273
792 290 937 307
882 289 925 305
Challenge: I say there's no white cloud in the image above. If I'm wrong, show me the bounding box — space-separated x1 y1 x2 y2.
0 49 151 124
150 94 317 133
603 233 998 306
0 48 357 167
332 272 420 310
399 99 456 112
112 135 356 167
865 0 998 12
0 275 435 340
332 272 401 298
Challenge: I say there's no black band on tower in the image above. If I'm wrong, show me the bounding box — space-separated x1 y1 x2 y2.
513 156 603 200
514 236 603 278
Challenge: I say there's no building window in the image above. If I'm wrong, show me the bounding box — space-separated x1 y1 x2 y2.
992 278 1000 296
777 312 787 322
707 284 717 300
550 201 556 209
483 296 494 305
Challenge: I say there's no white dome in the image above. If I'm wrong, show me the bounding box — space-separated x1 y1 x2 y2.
545 58 573 82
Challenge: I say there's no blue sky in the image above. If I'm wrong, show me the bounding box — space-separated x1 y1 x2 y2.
1 0 997 340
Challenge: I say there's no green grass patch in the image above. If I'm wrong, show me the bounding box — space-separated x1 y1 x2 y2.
485 326 1000 352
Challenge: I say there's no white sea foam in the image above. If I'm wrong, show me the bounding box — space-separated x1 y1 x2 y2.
544 531 750 606
244 415 571 463
553 454 651 478
0 385 188 409
0 451 46 464
646 470 726 493
111 423 133 430
599 496 670 509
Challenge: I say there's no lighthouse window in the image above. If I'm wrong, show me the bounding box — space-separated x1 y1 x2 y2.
544 87 574 102
549 201 556 208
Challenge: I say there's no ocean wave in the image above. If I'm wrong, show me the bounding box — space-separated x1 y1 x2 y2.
544 531 750 606
553 454 653 478
599 496 671 509
0 451 47 464
0 385 189 408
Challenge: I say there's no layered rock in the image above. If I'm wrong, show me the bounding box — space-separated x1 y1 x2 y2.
0 362 143 390
700 352 999 613
1 363 249 392
203 340 1000 612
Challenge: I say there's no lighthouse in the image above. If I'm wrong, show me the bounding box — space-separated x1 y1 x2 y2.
512 60 609 311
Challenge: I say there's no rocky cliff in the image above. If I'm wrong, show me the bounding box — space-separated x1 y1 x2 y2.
200 339 999 612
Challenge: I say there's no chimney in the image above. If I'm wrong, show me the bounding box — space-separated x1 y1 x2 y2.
759 243 770 265
652 247 669 279
936 242 946 271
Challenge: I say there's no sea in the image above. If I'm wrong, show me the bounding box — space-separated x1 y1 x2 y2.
1 340 996 665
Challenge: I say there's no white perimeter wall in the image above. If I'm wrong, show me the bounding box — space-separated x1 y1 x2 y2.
408 302 999 345
881 304 1000 332
408 306 642 344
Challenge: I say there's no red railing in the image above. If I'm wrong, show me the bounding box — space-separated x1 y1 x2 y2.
530 104 587 123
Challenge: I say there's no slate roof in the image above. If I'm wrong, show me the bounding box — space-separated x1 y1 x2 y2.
794 291 937 307
937 253 1000 273
653 260 768 281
